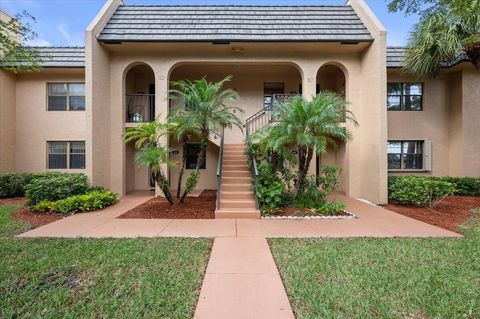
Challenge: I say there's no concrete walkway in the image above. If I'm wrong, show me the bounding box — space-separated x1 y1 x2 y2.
194 237 295 319
17 192 461 238
15 192 462 319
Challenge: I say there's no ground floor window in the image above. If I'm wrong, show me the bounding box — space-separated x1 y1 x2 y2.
47 141 85 169
185 143 206 170
388 140 424 170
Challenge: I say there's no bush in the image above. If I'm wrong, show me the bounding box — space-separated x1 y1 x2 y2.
25 173 88 206
0 172 63 198
256 162 285 213
310 201 346 216
440 177 480 196
32 189 119 215
388 176 456 207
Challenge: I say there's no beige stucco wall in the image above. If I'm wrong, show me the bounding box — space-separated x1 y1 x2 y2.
387 70 451 176
388 67 480 178
14 69 87 173
0 69 16 172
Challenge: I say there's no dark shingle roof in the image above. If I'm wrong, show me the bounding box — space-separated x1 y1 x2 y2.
0 47 85 68
387 46 469 68
32 46 85 67
98 5 373 42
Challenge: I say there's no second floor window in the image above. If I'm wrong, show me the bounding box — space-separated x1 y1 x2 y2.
47 83 85 111
387 83 422 111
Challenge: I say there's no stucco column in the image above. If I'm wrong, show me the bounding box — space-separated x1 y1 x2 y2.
300 65 318 176
154 64 171 196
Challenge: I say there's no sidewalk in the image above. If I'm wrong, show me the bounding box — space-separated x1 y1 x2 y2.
17 192 461 239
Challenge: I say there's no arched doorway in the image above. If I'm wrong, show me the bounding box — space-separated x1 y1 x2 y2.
316 64 348 192
124 63 155 193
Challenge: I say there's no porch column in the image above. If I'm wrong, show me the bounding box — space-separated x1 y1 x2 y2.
154 64 170 197
300 65 318 176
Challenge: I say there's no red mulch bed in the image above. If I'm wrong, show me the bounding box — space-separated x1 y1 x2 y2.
13 208 64 227
1 197 63 227
118 190 216 219
0 197 26 206
385 196 480 232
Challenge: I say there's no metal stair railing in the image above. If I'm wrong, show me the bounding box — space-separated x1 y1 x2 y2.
215 127 225 210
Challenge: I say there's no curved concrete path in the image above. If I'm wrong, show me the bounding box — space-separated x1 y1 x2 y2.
16 192 461 319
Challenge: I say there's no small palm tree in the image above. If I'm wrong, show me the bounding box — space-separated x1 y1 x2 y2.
271 92 357 198
403 6 480 78
167 108 201 198
169 75 244 202
122 120 175 204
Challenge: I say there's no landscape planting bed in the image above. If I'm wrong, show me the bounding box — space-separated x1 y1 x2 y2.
118 190 216 219
262 207 356 219
385 195 480 232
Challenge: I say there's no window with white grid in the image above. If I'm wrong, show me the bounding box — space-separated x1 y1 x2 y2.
47 83 85 111
47 141 85 169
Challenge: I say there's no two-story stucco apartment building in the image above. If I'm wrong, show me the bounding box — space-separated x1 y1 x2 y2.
1 0 479 206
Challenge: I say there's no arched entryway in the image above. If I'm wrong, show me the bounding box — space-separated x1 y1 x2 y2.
316 63 348 192
124 63 156 193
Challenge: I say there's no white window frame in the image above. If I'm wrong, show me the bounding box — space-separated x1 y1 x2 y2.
47 141 86 169
388 139 431 172
47 83 85 111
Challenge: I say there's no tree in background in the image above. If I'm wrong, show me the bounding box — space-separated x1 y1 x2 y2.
388 0 480 78
0 10 41 73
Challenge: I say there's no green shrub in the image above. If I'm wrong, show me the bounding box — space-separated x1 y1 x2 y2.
310 201 346 216
388 176 456 207
256 162 285 213
440 177 480 196
32 189 118 214
317 165 342 195
0 172 65 198
25 173 88 206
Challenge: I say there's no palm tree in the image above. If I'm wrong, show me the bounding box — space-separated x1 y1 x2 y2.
167 108 201 198
169 75 244 202
122 120 175 204
270 92 357 198
402 4 480 78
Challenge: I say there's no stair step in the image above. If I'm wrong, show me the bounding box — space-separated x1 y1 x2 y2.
221 192 255 200
223 155 248 161
222 177 251 184
223 160 247 165
222 171 251 177
222 184 251 192
223 150 246 154
220 200 257 209
223 165 250 172
215 209 261 219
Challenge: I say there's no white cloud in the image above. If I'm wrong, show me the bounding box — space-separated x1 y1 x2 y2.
57 23 83 46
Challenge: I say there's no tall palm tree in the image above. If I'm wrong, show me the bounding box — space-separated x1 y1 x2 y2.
169 75 244 202
270 92 357 197
402 3 480 78
122 120 175 204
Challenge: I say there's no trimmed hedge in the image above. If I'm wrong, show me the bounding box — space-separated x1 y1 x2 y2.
388 176 458 207
25 173 89 206
0 172 64 198
439 177 480 196
32 188 119 215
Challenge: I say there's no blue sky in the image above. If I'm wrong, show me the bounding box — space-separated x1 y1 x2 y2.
0 0 419 46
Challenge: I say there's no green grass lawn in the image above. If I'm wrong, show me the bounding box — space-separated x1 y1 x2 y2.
270 216 480 319
0 205 212 319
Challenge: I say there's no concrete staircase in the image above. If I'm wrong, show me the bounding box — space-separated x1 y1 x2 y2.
215 144 261 219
